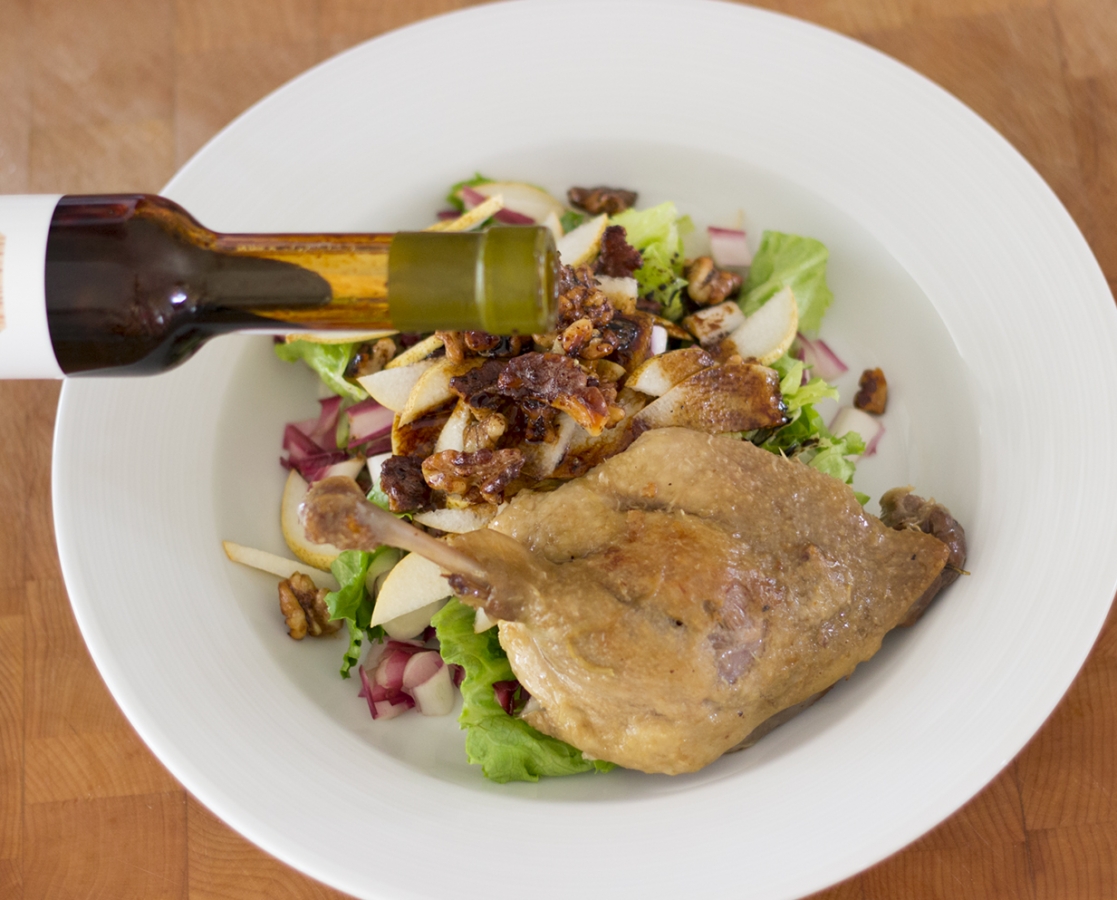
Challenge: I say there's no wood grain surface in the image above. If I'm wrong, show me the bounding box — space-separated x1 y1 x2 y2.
1 0 1114 897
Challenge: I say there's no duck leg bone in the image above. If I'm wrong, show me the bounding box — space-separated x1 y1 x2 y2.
301 476 488 581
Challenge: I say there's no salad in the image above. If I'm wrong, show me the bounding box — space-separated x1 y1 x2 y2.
224 176 888 782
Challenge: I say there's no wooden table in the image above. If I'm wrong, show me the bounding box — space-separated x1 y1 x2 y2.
2 0 1115 897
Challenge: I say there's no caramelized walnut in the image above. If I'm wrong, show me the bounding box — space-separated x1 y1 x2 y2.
278 573 341 640
854 367 888 414
567 186 638 215
346 337 397 379
422 448 525 505
685 256 743 306
594 225 643 278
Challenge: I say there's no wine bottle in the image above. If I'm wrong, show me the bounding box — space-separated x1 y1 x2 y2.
0 193 558 377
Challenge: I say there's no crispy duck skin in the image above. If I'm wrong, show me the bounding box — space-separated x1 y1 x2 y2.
448 428 954 775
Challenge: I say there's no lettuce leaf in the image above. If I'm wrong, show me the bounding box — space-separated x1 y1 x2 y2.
432 599 614 783
324 547 397 677
611 202 688 321
274 340 365 402
753 353 865 499
740 231 834 334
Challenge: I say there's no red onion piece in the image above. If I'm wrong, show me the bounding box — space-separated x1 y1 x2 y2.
449 664 465 687
493 680 530 716
409 663 455 716
708 226 752 268
459 185 536 224
401 651 444 690
346 397 395 448
437 209 460 220
798 334 848 381
357 665 378 719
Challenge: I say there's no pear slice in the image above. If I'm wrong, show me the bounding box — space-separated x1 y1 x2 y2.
627 345 717 397
683 301 746 348
357 359 436 414
370 551 452 628
398 357 483 427
555 214 608 267
413 504 497 534
385 333 443 369
464 181 565 223
434 399 473 454
222 541 338 591
281 469 345 570
425 195 504 232
542 210 563 242
723 286 798 365
381 599 449 641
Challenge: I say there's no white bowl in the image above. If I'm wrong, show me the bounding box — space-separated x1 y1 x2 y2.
53 2 1117 898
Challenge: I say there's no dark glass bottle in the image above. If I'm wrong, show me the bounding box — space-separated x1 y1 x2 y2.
10 194 557 376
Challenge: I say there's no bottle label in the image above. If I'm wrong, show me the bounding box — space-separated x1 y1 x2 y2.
0 195 63 378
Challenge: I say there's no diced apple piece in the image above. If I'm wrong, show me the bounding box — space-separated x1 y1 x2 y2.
683 301 746 348
222 541 338 591
398 357 482 427
541 210 563 242
595 275 638 314
633 359 788 434
357 359 436 413
626 346 717 397
723 286 798 365
385 333 444 369
381 598 449 641
370 550 453 628
280 469 344 570
556 213 608 267
425 195 504 232
412 504 497 534
434 399 472 454
462 181 565 223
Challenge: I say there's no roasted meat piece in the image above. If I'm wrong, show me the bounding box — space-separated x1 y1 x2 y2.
449 428 956 775
880 486 967 626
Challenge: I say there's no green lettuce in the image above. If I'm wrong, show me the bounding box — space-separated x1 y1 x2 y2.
274 340 365 402
611 202 688 321
741 231 834 335
753 354 866 500
324 547 399 677
432 599 614 783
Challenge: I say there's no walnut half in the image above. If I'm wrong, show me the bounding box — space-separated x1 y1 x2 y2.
685 256 743 306
278 573 342 640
